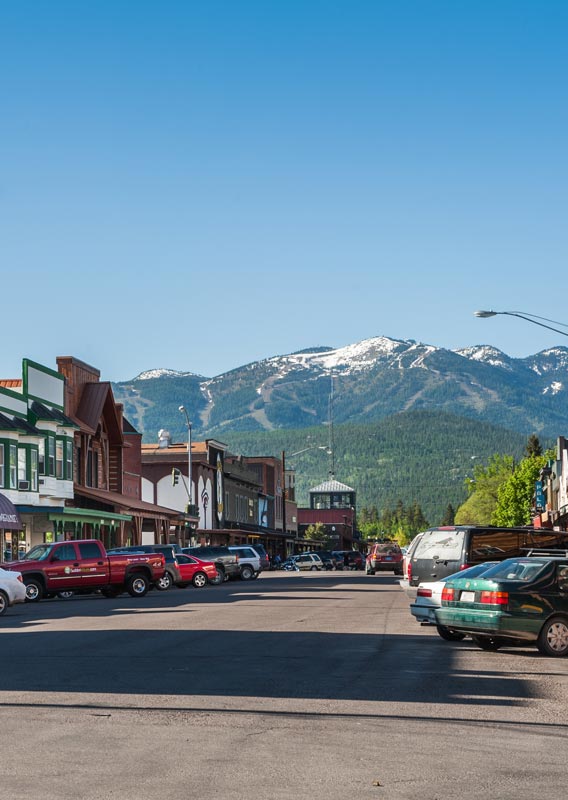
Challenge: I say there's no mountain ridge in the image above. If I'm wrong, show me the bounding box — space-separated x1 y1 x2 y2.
112 335 568 443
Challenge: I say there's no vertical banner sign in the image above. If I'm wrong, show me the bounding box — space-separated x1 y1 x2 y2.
535 480 545 511
216 454 224 524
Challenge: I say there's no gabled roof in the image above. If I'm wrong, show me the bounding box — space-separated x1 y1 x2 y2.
123 418 139 434
309 479 355 493
75 382 123 441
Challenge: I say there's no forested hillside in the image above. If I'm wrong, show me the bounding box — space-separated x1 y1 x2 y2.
220 411 536 525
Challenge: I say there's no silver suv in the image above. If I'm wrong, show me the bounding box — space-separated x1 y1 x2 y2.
294 553 324 571
228 545 262 580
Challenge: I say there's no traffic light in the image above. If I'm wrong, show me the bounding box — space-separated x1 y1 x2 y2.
172 468 179 486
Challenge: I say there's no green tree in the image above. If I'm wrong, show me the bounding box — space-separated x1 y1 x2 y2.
525 434 543 458
454 454 515 525
304 522 327 541
409 500 429 531
441 503 455 525
492 453 550 526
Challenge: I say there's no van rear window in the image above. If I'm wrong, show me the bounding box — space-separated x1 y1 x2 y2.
414 531 464 561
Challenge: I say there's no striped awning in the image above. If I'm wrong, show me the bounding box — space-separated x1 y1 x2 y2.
0 494 22 530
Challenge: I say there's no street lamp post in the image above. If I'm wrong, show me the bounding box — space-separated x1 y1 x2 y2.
474 310 568 339
178 405 193 512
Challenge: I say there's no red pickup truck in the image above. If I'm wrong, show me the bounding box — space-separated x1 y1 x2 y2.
2 539 165 602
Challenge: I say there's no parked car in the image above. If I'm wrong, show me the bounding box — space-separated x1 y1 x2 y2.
182 546 240 584
0 567 26 614
313 551 336 571
108 544 182 590
228 545 263 580
366 542 403 575
5 540 165 601
175 554 218 587
407 525 568 587
248 543 270 571
294 553 324 571
409 561 498 639
435 554 568 656
402 532 424 585
333 551 364 571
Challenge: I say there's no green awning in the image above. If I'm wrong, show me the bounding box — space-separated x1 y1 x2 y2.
48 507 132 527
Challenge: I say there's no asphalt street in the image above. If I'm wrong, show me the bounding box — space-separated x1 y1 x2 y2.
1 571 567 800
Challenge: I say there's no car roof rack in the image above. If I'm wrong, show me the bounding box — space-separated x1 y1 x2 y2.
523 548 568 558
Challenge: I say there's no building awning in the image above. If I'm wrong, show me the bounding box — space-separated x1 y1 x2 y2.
0 494 22 530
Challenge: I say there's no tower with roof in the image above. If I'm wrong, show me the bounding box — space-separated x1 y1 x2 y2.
297 477 358 550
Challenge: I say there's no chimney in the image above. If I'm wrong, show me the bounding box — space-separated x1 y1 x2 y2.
158 429 172 448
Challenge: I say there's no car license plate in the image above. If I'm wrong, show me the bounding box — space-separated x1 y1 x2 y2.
460 591 475 603
385 557 392 561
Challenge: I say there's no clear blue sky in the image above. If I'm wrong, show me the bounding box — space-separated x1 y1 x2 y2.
2 1 567 381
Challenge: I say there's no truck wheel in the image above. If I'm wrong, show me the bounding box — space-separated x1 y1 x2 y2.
0 590 8 615
192 571 208 588
155 571 173 591
24 578 44 602
537 616 568 657
127 574 149 598
240 565 254 581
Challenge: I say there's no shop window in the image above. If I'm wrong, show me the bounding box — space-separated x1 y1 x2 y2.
9 444 17 488
66 441 73 481
0 443 4 488
31 449 38 491
38 438 45 474
56 439 64 478
18 447 26 482
48 436 55 476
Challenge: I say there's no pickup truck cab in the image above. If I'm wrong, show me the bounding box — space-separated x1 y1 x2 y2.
3 539 165 601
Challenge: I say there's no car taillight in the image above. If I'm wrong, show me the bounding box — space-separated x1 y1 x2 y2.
417 587 432 597
480 591 508 606
460 564 471 570
17 574 23 583
441 587 455 602
234 555 239 562
174 559 179 567
407 562 412 580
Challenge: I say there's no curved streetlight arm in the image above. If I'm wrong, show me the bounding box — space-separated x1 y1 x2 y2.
474 310 568 339
178 405 193 506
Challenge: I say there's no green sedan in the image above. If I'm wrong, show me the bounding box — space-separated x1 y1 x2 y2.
435 555 568 657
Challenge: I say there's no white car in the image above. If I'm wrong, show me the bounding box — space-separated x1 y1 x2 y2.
228 545 263 580
0 568 26 615
409 561 498 640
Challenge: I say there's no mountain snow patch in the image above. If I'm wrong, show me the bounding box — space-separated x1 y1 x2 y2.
543 382 564 395
135 368 196 380
454 345 513 370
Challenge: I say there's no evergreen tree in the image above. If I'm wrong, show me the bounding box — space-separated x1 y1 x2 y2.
441 503 455 525
525 434 543 458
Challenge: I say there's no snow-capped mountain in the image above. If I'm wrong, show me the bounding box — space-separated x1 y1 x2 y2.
112 336 568 441
134 368 203 381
